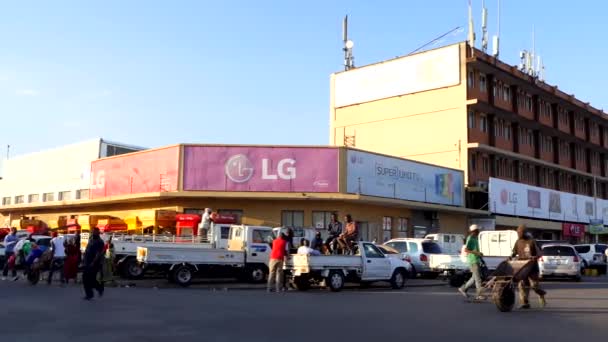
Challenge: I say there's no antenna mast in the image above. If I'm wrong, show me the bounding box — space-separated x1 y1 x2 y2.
342 15 355 71
492 0 500 57
481 0 488 52
467 0 476 54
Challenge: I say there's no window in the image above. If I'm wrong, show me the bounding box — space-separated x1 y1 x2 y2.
502 84 510 102
312 211 334 229
575 245 591 254
525 95 533 111
480 114 487 132
363 244 384 258
482 157 489 174
28 194 39 203
281 210 304 228
479 73 487 92
14 195 25 204
408 242 419 253
385 241 408 253
382 217 392 231
468 70 475 88
251 229 273 245
493 79 498 97
504 123 511 140
1 197 10 205
75 189 89 200
43 192 55 202
58 191 72 201
422 242 442 254
470 154 477 171
397 218 408 232
468 110 476 128
218 209 243 224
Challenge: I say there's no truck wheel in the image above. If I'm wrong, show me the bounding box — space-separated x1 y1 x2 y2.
247 264 267 283
492 283 515 312
390 269 407 289
449 274 465 288
326 271 344 292
123 258 145 279
293 276 311 291
173 265 193 287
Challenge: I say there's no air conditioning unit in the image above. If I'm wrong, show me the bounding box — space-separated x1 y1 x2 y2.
476 181 489 191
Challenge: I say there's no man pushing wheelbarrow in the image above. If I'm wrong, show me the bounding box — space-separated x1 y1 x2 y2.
485 224 547 312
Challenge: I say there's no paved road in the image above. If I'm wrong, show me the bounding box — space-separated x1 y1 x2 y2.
1 277 606 342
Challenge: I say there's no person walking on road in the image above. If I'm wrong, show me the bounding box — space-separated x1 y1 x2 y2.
82 228 105 300
458 225 486 301
47 232 66 284
267 228 288 293
512 224 546 309
63 237 80 284
2 228 18 280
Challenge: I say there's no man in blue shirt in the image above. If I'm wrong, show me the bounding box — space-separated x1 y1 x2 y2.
2 228 18 279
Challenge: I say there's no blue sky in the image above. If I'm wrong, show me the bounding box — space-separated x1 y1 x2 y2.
1 0 607 162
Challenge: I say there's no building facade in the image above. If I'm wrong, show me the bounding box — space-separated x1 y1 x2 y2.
0 143 484 241
329 42 608 241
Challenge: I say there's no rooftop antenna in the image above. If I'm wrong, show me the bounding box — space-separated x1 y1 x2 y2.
468 0 476 54
342 15 355 71
481 0 488 52
492 0 500 57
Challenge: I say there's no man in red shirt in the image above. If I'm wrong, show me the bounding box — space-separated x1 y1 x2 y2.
268 228 289 293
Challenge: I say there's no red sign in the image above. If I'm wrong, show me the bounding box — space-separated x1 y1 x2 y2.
562 223 585 238
90 146 179 199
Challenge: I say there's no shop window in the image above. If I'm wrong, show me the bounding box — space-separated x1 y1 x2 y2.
218 209 243 224
1 197 10 205
43 192 55 202
397 217 408 232
28 194 39 203
14 195 24 204
58 191 72 201
281 210 304 228
75 189 89 200
312 211 334 229
382 217 392 231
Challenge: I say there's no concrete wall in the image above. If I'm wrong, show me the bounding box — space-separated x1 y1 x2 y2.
0 139 101 204
330 43 470 182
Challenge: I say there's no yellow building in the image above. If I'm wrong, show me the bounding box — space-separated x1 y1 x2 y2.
329 42 608 241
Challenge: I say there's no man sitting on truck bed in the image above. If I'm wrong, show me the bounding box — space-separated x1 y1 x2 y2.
337 214 358 255
297 239 321 256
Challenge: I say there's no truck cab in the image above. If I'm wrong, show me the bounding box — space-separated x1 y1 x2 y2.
424 233 464 255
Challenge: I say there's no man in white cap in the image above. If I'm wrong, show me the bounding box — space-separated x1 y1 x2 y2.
458 224 485 300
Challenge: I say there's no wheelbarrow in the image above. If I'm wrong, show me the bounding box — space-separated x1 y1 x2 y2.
484 259 538 312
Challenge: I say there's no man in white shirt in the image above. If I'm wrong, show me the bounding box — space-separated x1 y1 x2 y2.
297 239 321 256
47 232 66 284
198 208 212 242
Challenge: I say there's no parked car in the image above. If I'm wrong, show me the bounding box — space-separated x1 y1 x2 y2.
375 244 414 276
539 244 582 281
573 244 607 274
383 238 442 277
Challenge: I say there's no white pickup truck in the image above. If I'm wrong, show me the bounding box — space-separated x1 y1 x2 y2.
81 222 233 279
284 242 410 292
137 225 274 286
429 230 518 287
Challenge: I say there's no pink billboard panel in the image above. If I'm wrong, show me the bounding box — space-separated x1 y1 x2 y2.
183 146 339 192
90 146 179 199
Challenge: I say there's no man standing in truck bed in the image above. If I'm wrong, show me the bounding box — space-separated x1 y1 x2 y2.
512 224 546 309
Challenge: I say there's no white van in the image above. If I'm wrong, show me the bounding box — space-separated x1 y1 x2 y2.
479 230 518 257
424 234 464 254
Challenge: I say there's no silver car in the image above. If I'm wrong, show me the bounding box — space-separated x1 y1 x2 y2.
383 238 442 277
573 244 607 274
539 244 582 281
